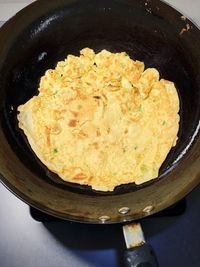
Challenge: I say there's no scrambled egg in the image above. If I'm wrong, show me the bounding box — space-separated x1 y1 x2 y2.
17 48 180 191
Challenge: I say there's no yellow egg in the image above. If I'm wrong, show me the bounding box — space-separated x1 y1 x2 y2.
17 48 180 191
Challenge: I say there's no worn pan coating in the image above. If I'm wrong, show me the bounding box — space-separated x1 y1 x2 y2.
0 0 200 223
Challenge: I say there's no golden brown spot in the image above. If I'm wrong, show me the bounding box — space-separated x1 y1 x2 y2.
129 116 140 122
45 127 51 146
107 127 111 134
72 173 87 180
78 130 88 139
124 128 128 134
121 103 127 113
92 142 99 149
88 176 94 182
70 110 79 118
96 129 101 137
68 119 77 127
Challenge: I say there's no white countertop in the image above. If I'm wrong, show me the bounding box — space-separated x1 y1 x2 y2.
0 0 200 25
0 0 34 21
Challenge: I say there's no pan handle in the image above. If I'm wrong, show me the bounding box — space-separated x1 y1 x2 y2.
124 243 159 267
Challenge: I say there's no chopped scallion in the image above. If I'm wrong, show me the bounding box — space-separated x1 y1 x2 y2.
141 164 148 172
53 148 58 153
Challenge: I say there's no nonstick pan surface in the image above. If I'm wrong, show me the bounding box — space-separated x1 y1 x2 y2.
0 0 200 223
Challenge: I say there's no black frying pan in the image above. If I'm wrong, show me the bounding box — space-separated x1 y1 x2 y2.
0 0 200 265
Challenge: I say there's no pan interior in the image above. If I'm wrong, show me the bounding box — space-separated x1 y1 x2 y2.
1 0 200 197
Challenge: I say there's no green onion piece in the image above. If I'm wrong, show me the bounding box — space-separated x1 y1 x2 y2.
53 148 58 153
141 164 148 172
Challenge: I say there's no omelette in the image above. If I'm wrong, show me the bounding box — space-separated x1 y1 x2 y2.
17 48 180 191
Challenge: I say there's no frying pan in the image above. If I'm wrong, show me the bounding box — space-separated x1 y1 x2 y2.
0 0 200 265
